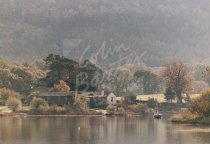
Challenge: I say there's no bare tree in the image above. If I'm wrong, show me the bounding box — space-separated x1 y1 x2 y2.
162 60 192 104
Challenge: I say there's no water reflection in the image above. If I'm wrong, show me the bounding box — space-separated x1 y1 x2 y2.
0 116 209 144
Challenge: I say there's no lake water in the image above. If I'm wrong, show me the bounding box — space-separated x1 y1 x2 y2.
0 116 210 144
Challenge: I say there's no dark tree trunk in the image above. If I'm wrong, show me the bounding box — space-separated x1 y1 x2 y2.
176 90 183 104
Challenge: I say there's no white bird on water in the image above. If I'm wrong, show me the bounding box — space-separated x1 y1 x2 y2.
78 127 80 131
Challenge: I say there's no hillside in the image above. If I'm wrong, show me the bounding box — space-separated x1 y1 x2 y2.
0 0 210 67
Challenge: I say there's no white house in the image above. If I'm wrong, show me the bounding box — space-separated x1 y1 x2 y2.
107 93 117 105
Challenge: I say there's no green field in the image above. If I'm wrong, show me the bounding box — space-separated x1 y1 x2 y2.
117 94 200 103
136 94 200 103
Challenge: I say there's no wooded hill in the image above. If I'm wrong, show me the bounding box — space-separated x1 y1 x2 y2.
1 0 210 66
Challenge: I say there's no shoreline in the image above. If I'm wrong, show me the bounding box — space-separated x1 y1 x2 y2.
26 114 104 117
0 112 145 117
171 117 210 125
0 108 180 118
0 113 105 118
170 112 210 125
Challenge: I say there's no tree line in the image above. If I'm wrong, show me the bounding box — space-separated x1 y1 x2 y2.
0 54 210 106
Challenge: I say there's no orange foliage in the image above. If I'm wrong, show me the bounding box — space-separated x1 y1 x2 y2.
0 88 20 101
190 89 210 116
52 80 70 92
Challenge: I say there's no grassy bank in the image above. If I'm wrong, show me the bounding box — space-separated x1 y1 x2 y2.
171 111 210 124
171 89 210 125
0 107 12 114
0 106 26 117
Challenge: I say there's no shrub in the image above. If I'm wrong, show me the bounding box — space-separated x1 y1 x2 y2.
97 99 109 109
26 91 40 105
30 98 49 112
73 95 89 113
94 111 104 115
118 107 125 115
147 98 157 108
138 104 149 115
115 101 123 109
6 97 22 112
127 104 148 115
170 89 210 123
190 89 210 116
127 105 139 112
89 98 97 108
48 106 68 114
106 105 116 115
171 111 200 123
124 92 137 104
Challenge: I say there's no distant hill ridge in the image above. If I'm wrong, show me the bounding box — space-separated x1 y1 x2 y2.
0 0 210 66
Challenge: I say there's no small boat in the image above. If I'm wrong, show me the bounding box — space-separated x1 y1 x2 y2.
153 100 162 119
154 113 162 119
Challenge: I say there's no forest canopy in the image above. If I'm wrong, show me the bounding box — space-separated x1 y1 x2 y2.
0 0 210 66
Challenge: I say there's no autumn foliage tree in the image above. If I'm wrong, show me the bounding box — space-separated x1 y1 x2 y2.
52 80 70 92
190 89 210 116
0 88 20 102
162 60 192 104
73 95 89 113
0 59 44 95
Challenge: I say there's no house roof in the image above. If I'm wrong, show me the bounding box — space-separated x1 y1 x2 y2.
88 95 107 98
32 86 51 93
37 91 75 97
107 93 116 97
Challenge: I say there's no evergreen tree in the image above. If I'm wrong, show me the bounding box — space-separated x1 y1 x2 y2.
134 70 161 94
42 54 104 91
164 87 175 103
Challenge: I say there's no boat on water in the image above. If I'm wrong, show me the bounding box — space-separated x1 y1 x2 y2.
153 100 162 119
154 113 162 119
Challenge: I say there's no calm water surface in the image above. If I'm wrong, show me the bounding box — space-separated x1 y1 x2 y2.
0 116 210 144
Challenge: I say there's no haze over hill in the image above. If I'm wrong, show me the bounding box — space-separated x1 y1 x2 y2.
1 0 210 67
